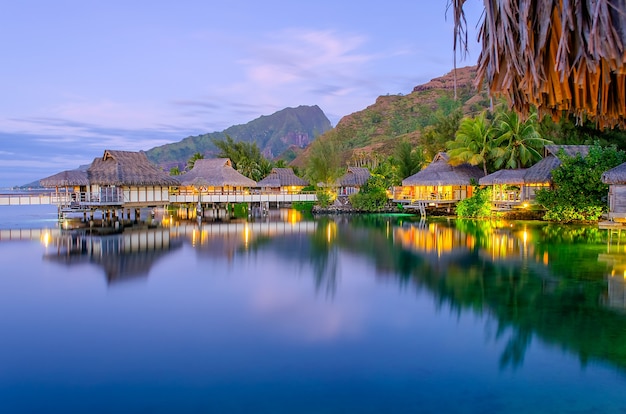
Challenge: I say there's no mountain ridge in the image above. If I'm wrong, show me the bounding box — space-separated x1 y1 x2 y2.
146 104 332 171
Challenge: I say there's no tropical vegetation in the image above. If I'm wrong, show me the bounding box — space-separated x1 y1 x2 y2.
535 144 626 222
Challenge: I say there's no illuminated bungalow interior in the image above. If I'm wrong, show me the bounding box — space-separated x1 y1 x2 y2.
397 153 484 202
257 167 309 194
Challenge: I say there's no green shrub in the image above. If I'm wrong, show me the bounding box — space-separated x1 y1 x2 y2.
293 201 315 212
456 187 492 218
233 203 248 218
316 190 333 208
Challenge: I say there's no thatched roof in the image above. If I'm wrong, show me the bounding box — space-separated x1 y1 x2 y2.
88 150 180 186
40 169 89 187
479 169 527 185
452 0 626 128
336 167 371 187
257 168 309 187
544 145 591 158
180 158 256 187
403 153 484 186
602 163 626 184
522 155 563 184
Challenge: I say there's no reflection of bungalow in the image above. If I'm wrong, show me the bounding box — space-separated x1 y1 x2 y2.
480 145 591 208
602 163 626 222
87 150 179 207
335 167 371 196
179 158 256 193
257 168 308 194
394 153 484 205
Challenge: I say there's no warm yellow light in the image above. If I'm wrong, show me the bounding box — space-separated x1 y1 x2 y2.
243 224 250 248
40 231 50 247
523 202 529 208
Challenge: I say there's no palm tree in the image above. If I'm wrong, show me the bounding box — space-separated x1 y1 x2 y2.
491 110 551 169
446 113 493 175
186 152 204 171
393 141 425 180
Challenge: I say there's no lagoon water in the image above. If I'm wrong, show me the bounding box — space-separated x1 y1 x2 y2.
1 205 626 413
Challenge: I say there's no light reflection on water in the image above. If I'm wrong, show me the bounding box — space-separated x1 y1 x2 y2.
0 210 626 413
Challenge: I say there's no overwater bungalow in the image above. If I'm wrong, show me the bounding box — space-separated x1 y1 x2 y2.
479 145 591 209
334 167 370 196
86 150 179 208
602 163 626 222
478 169 526 208
39 168 90 208
257 168 308 194
394 152 484 207
40 150 179 220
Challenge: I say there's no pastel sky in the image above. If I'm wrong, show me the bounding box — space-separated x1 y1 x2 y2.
0 1 484 187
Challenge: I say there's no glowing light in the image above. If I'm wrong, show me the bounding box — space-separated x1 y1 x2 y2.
244 224 250 248
40 231 50 247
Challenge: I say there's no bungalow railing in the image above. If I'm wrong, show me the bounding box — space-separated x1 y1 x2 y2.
53 189 125 208
392 189 459 202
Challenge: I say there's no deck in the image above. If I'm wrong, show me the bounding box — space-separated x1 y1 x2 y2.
0 190 318 208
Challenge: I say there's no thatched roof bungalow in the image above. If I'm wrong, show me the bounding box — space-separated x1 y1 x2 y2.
396 153 484 204
85 150 180 207
88 150 179 187
40 169 89 188
602 163 626 221
179 158 256 191
523 145 591 196
334 167 371 196
477 145 591 208
257 168 308 193
452 0 626 128
39 150 179 208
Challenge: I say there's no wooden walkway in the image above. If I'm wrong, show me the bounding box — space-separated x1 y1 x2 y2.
0 191 317 207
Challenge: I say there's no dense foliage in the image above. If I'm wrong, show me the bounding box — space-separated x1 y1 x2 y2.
349 175 391 212
455 186 492 218
212 135 273 181
535 144 626 222
446 108 551 174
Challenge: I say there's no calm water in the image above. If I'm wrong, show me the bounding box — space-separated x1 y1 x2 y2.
1 206 626 413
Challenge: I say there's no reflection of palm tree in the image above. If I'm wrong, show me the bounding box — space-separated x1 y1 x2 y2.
447 113 493 175
492 111 550 169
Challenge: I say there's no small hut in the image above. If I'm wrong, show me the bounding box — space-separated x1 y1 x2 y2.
335 167 371 196
39 169 90 207
522 145 591 200
257 168 309 194
179 158 256 193
478 169 527 207
602 163 626 222
397 153 484 204
87 150 180 206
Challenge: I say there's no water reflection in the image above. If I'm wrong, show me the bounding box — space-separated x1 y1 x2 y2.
43 227 182 284
36 214 626 373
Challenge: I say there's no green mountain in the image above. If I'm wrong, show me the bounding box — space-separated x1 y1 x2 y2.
146 105 331 170
292 66 490 167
